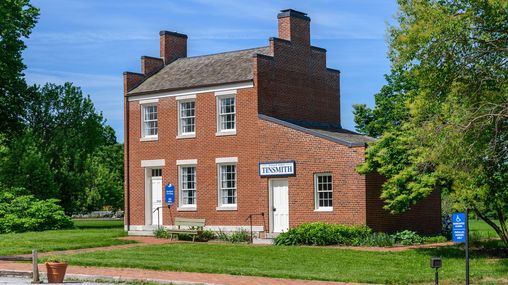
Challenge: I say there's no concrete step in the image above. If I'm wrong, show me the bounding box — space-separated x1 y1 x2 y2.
252 238 274 245
127 230 154 236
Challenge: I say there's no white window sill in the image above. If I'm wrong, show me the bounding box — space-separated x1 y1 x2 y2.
177 206 197 212
140 136 158 142
215 130 236 137
314 207 333 212
176 134 196 139
216 205 237 211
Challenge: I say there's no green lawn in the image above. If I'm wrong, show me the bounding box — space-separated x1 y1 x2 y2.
47 243 508 284
0 219 132 256
469 219 500 237
74 219 124 229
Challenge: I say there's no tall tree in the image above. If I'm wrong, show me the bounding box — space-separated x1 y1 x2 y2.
0 0 39 136
355 0 508 246
20 83 117 213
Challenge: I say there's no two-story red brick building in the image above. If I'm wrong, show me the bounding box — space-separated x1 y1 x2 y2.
123 9 441 236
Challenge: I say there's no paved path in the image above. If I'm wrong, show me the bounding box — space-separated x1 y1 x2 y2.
0 261 367 285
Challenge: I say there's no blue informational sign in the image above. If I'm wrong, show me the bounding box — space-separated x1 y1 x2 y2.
452 212 467 243
165 183 175 205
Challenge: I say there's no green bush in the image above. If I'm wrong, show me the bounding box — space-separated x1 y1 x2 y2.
274 222 372 246
153 227 170 239
215 229 250 243
362 232 395 247
422 235 448 244
177 230 216 242
392 230 423 245
0 190 73 233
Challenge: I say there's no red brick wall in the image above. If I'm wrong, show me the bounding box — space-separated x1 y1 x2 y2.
256 38 340 126
160 31 187 64
126 87 267 227
365 173 442 235
258 119 368 228
278 15 310 46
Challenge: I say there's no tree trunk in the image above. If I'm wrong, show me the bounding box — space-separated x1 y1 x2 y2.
473 208 508 248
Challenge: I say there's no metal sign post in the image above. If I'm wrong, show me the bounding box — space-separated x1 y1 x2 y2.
452 211 469 285
465 208 469 285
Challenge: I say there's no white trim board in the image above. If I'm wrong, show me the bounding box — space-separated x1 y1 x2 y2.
127 225 264 232
140 159 166 167
128 81 254 102
215 157 238 163
176 159 197 165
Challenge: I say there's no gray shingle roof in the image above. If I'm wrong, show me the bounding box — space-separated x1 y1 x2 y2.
258 114 375 147
128 47 271 95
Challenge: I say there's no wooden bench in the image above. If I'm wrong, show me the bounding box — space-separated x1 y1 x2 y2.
167 217 206 242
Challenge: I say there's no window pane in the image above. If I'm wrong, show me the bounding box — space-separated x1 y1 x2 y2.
143 105 158 136
181 166 196 206
316 174 332 208
180 101 195 134
219 164 236 205
218 97 235 131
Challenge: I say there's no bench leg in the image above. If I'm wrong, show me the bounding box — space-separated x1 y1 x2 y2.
192 235 195 242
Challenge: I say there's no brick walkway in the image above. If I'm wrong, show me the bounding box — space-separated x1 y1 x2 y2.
0 261 367 285
18 236 178 258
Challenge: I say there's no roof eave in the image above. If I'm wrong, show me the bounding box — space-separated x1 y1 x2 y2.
127 79 255 97
258 114 367 148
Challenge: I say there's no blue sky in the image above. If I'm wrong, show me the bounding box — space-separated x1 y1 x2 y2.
23 0 398 142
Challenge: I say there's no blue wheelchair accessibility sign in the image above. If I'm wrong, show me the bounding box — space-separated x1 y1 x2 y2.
452 213 467 243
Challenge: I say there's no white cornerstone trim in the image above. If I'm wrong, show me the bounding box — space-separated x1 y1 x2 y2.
141 159 166 167
176 159 197 165
128 81 253 102
215 157 238 164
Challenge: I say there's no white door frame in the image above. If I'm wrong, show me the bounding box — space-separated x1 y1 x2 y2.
151 176 163 226
268 178 289 233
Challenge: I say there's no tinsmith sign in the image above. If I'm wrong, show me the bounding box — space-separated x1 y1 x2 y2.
259 161 296 177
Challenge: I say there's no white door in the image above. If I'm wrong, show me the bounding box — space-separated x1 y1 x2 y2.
271 179 289 233
151 177 163 226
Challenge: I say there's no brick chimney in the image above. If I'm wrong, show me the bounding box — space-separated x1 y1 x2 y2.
277 9 310 46
160 31 188 64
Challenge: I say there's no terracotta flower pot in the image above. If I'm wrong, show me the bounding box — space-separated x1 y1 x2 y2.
45 262 68 283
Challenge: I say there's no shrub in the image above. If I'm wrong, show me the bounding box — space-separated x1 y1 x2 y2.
392 230 423 245
153 227 170 239
198 230 216 241
177 230 216 242
229 229 250 243
422 235 448 244
275 222 372 246
0 190 73 234
363 232 395 247
216 228 250 243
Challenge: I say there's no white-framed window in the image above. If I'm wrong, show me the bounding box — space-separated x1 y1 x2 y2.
142 104 158 138
216 95 236 134
179 165 196 207
178 100 195 136
218 163 237 208
315 173 333 211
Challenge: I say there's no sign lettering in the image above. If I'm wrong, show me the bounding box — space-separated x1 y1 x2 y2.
165 183 175 205
452 212 467 243
259 161 296 177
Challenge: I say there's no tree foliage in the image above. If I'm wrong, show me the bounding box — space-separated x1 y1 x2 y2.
0 0 39 136
0 1 124 226
355 0 508 246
